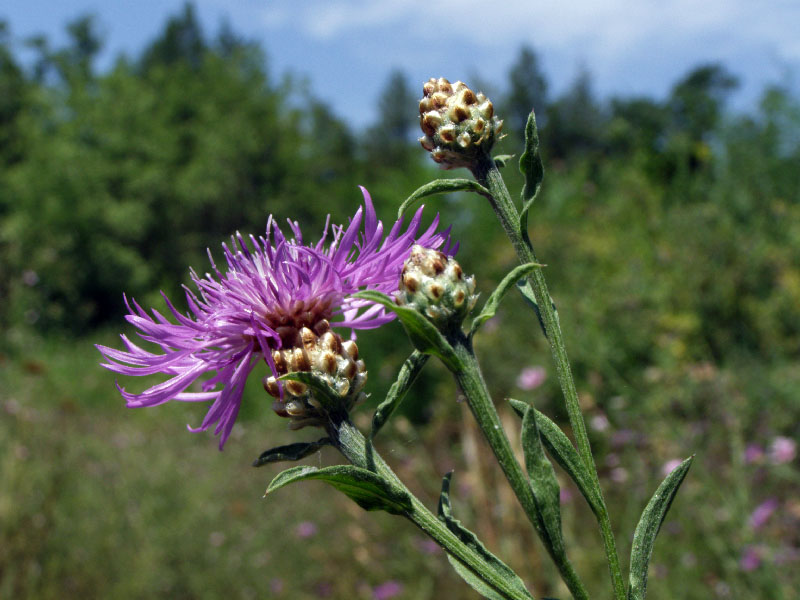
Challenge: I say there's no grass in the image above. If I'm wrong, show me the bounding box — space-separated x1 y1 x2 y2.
2 327 798 599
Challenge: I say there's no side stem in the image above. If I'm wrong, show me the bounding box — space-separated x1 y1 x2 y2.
329 414 533 600
471 153 626 600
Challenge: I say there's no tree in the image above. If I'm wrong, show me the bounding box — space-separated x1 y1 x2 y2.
544 67 605 160
504 46 548 134
139 2 206 71
669 63 738 142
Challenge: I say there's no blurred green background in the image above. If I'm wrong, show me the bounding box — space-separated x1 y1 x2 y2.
1 5 799 600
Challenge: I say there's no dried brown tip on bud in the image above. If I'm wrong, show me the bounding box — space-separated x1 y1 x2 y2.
422 111 443 136
285 380 308 397
313 319 330 335
263 376 281 398
342 340 358 360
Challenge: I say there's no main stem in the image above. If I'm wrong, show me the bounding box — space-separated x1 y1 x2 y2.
472 153 626 600
329 414 532 600
450 333 589 600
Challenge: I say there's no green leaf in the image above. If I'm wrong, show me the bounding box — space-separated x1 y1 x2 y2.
627 456 693 600
252 438 331 467
509 400 602 517
470 263 542 337
494 154 514 169
516 276 552 339
371 350 429 438
353 290 462 371
438 473 533 600
519 110 544 233
279 370 340 408
521 405 566 558
266 465 413 515
397 179 492 219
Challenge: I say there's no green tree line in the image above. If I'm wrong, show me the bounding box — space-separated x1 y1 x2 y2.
1 4 799 374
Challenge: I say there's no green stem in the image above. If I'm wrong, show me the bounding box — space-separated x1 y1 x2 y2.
471 153 626 600
329 414 532 600
450 333 589 600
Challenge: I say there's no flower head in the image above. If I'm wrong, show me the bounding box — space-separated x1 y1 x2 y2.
418 77 503 170
97 187 455 448
396 244 477 330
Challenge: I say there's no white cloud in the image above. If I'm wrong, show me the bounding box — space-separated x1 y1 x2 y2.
256 0 800 67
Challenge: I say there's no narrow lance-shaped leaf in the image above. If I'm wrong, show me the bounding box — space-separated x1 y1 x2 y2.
371 350 429 438
438 473 534 600
353 290 462 371
509 399 603 517
470 262 542 337
516 278 553 339
627 456 694 600
519 110 544 233
253 438 331 467
521 405 567 558
266 465 413 515
397 179 492 219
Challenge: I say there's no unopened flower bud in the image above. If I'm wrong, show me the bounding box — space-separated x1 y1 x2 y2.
418 77 504 170
265 323 367 429
397 245 478 329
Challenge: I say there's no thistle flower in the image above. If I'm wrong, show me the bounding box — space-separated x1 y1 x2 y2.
418 77 503 170
397 245 477 329
97 187 455 448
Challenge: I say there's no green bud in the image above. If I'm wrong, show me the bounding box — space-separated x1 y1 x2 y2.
418 77 504 169
397 245 477 329
265 319 367 429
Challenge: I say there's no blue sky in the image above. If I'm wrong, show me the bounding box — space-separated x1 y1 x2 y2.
4 1 799 128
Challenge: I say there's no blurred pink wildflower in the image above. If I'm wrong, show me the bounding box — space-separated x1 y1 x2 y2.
516 366 546 391
749 498 779 530
768 436 796 465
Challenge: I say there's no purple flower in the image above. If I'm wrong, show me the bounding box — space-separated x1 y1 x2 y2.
373 580 403 600
516 366 546 391
98 187 454 448
749 498 779 530
740 546 762 572
744 443 765 464
295 521 318 539
768 436 796 465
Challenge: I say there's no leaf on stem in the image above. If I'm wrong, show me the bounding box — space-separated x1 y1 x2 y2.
519 110 544 233
521 405 567 558
516 279 554 339
253 438 331 467
371 350 429 439
509 400 603 517
279 370 341 409
438 472 534 600
494 154 515 169
353 290 462 371
397 179 492 219
266 465 413 515
470 263 542 337
627 456 693 600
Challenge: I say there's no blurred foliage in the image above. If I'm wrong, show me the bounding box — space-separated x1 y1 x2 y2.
1 9 800 600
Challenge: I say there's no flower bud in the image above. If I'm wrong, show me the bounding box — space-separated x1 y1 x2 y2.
264 320 368 429
396 245 477 329
418 77 504 170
